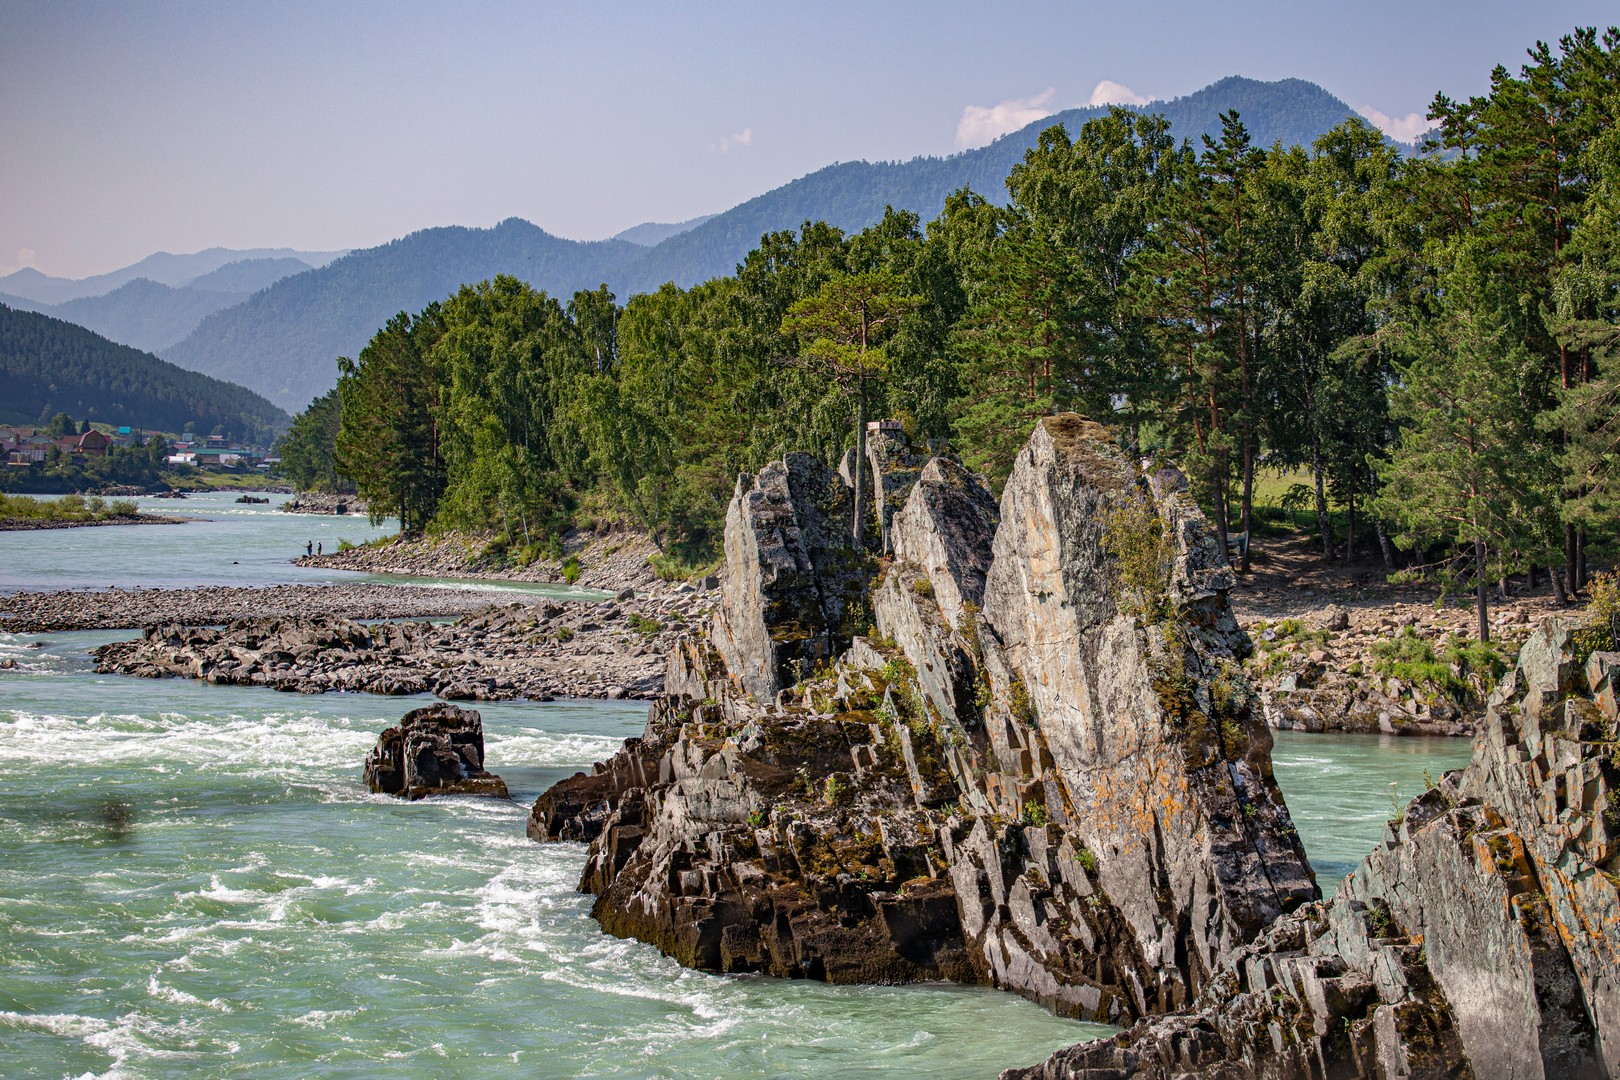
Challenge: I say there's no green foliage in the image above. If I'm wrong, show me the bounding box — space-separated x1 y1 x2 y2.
822 774 849 806
1101 491 1174 619
627 613 663 635
1076 846 1099 874
307 28 1620 592
554 627 575 644
912 576 935 599
1007 677 1037 726
0 492 141 523
649 551 720 582
560 555 581 585
1575 572 1620 660
277 388 346 493
1369 628 1507 703
0 305 287 441
1019 802 1048 828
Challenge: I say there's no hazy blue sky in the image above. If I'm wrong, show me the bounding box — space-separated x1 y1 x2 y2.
4 0 1615 278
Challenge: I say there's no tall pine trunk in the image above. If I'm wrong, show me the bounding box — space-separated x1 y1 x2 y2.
1239 436 1254 573
1566 523 1580 594
853 380 867 548
1475 537 1490 642
1312 443 1334 559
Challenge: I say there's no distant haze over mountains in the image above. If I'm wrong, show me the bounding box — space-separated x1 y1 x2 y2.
0 256 338 355
26 76 1381 412
611 215 719 247
0 248 345 306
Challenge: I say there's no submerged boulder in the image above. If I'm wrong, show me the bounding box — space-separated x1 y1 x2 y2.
531 416 1314 1023
364 702 509 800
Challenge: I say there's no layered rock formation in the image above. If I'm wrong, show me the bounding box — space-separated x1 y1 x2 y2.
1011 625 1620 1079
93 594 707 699
364 702 509 799
530 417 1316 1022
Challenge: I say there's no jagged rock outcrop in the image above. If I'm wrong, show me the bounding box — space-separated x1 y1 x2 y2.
364 702 509 799
708 453 871 701
865 423 927 554
530 417 1316 1023
1010 624 1620 1079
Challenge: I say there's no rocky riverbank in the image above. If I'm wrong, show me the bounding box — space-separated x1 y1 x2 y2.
1225 532 1566 737
0 582 498 632
0 512 188 532
297 527 686 595
280 491 368 515
92 589 713 699
1009 623 1620 1079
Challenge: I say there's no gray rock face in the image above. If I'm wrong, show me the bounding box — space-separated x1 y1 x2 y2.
531 416 1315 1025
865 425 927 554
364 703 509 800
709 453 870 701
967 416 1314 1016
1010 625 1620 1079
888 456 999 632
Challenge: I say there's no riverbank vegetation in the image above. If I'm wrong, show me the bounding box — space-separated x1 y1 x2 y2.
296 26 1619 637
0 492 141 525
0 304 288 441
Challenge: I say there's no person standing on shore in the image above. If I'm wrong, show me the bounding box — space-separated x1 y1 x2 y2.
317 542 322 556
306 541 313 557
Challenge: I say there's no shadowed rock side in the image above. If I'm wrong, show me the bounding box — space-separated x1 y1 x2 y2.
364 702 509 799
529 417 1316 1023
1010 625 1620 1080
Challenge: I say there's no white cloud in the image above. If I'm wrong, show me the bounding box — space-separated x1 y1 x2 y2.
1353 104 1432 144
0 247 37 277
955 88 1056 149
1088 80 1150 108
709 128 753 154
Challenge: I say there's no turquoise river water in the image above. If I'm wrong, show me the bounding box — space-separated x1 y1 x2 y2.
0 501 1474 1077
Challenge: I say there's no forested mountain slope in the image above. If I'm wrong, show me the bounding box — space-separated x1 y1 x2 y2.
163 219 640 411
162 77 1367 410
0 305 288 441
0 279 251 354
0 249 342 305
613 76 1362 293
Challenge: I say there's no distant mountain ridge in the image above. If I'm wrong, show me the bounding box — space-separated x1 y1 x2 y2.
0 248 344 305
163 219 638 410
62 76 1369 411
1 279 253 354
0 304 288 441
611 214 719 247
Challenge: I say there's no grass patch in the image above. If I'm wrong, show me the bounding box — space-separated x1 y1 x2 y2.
0 492 140 523
1100 491 1173 619
649 551 722 582
627 613 663 635
1370 628 1507 703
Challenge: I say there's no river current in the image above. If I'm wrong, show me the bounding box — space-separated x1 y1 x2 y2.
0 500 1473 1078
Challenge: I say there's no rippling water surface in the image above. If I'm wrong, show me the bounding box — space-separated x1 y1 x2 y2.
0 491 606 600
1272 729 1473 885
0 505 1479 1077
0 632 1111 1078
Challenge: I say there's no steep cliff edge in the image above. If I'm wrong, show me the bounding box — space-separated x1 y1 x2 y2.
529 416 1315 1023
1011 624 1620 1079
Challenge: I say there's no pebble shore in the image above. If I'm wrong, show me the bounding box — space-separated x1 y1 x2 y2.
0 582 501 632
